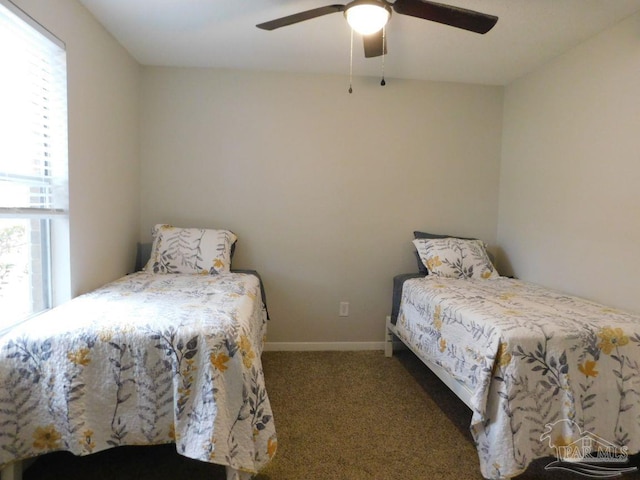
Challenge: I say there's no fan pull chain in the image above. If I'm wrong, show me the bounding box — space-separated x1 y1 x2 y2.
380 26 386 86
348 27 353 94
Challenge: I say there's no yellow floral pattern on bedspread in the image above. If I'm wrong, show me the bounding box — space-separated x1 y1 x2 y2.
396 276 640 480
0 272 276 476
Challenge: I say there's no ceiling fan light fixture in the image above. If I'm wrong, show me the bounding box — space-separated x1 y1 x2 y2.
345 1 391 35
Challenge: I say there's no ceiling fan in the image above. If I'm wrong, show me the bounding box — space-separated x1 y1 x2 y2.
256 0 498 58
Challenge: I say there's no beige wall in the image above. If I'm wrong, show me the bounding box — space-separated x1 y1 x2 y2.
13 0 141 296
498 13 640 312
139 69 503 345
13 0 637 345
14 0 636 345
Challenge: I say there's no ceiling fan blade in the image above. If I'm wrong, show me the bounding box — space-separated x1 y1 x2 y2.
256 4 346 30
363 30 387 58
393 0 498 34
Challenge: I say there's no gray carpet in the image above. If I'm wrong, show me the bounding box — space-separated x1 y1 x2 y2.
23 350 640 479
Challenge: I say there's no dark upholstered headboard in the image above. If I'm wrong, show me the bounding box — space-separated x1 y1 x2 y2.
135 243 153 272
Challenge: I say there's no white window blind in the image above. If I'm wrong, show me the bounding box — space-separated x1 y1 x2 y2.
0 0 68 328
0 0 68 217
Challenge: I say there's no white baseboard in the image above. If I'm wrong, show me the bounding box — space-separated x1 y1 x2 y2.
264 341 385 352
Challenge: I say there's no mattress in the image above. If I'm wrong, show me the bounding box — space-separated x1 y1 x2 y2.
0 271 276 478
395 275 640 479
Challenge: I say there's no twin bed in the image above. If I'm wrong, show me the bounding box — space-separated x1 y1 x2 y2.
386 233 640 479
0 225 276 480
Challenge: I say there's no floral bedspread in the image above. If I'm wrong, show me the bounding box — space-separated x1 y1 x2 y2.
0 272 276 479
396 276 640 479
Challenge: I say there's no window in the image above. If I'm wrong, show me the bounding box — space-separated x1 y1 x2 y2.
0 0 68 331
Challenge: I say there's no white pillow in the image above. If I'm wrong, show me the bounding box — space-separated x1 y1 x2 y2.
144 224 237 274
412 237 499 279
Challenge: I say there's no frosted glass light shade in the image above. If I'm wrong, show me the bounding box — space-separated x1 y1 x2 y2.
345 4 390 35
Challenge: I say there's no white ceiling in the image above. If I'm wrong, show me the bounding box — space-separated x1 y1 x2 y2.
77 0 640 85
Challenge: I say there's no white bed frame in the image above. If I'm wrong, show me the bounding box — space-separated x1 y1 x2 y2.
1 461 22 480
385 315 474 410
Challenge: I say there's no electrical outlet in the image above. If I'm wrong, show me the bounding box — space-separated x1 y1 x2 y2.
339 301 349 317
